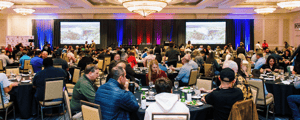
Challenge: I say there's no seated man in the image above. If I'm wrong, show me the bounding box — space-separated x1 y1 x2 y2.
19 51 31 70
184 54 198 69
172 57 193 86
70 64 99 114
0 73 18 104
144 77 189 120
251 69 273 98
33 58 68 115
202 68 243 120
30 50 43 73
254 52 266 70
95 66 139 120
195 50 205 73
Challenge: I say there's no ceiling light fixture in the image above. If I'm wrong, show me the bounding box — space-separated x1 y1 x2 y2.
13 8 35 15
277 1 300 10
0 1 14 10
254 7 276 15
107 0 183 17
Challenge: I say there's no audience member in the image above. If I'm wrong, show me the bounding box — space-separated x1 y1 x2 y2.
260 56 280 73
78 52 93 71
205 52 221 75
146 60 167 86
70 64 99 114
30 50 43 73
173 57 193 86
109 54 120 73
202 68 243 120
251 69 273 98
143 49 156 67
286 45 300 74
0 73 18 104
165 43 180 67
53 51 69 73
195 50 205 73
254 52 266 69
185 54 198 69
95 66 139 119
0 50 13 67
19 51 31 70
144 77 189 120
127 51 137 68
255 42 262 51
234 58 248 78
120 53 136 81
287 81 300 120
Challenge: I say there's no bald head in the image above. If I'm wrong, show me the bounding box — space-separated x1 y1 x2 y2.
116 62 126 69
42 51 48 59
184 54 191 61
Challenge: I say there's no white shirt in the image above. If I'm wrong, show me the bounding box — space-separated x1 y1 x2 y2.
0 73 11 104
0 54 13 67
255 43 262 49
144 93 190 120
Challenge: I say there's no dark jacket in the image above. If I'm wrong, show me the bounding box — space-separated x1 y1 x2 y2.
95 79 139 120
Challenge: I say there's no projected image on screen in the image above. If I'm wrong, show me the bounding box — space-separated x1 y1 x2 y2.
186 22 226 44
60 22 100 44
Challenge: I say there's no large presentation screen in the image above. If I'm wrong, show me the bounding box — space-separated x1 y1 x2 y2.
186 22 226 44
60 22 100 44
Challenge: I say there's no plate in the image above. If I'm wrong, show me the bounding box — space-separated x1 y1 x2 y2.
180 87 193 90
201 93 208 96
264 78 274 81
141 88 148 91
8 78 16 81
192 96 201 99
186 101 203 106
21 80 31 83
181 89 193 93
22 74 29 76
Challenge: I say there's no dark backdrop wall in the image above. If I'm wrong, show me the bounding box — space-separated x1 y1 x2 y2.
33 19 254 51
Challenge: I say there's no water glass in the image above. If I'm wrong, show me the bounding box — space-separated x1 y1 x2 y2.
28 69 32 75
174 81 179 91
16 75 22 83
149 81 153 90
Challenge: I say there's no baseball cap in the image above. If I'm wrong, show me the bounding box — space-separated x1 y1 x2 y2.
55 50 61 56
220 68 235 82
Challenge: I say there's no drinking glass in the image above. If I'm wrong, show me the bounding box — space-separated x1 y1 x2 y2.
280 69 284 75
174 81 179 91
28 69 32 76
263 69 266 75
16 75 21 83
149 81 153 90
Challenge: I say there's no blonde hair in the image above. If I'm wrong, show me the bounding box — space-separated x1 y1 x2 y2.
238 53 246 61
148 60 161 81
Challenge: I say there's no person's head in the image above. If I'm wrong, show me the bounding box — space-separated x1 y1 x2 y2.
92 40 94 42
42 51 48 59
181 57 189 64
169 43 174 48
155 77 173 94
64 45 67 49
252 69 261 78
35 50 42 56
1 50 5 54
184 54 192 61
219 68 236 86
222 60 238 73
114 54 120 62
233 58 242 71
121 53 128 61
149 49 154 54
207 52 215 61
84 64 99 81
55 51 62 58
76 45 79 49
43 58 53 68
256 52 263 59
285 50 291 56
264 40 266 43
238 53 246 61
116 61 126 69
200 45 203 49
188 41 191 45
112 66 127 88
266 56 276 66
200 50 205 57
8 44 11 48
85 41 88 44
20 47 23 51
22 50 28 56
266 48 270 53
258 42 260 44
207 46 211 50
149 60 160 73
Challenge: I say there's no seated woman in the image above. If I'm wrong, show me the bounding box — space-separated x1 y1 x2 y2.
205 52 221 75
282 50 291 60
146 60 167 86
260 56 280 73
234 58 248 78
127 51 137 68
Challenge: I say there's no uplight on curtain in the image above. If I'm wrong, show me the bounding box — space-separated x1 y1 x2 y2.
35 19 54 50
234 19 252 51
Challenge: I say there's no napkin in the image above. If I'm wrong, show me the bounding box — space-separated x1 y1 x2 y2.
282 81 291 85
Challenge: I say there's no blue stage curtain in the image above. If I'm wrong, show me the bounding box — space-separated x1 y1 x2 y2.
234 19 252 51
116 20 124 47
34 19 54 50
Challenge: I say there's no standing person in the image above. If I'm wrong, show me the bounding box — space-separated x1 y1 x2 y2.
255 42 262 51
186 41 192 49
143 50 156 67
144 77 190 120
284 41 290 49
95 66 139 120
201 68 244 120
84 41 89 48
154 45 162 63
5 44 12 53
146 60 167 86
127 51 137 68
70 65 99 114
165 43 179 67
262 40 268 50
90 40 96 50
286 45 300 74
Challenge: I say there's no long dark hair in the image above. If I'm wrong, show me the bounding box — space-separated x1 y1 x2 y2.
284 50 291 57
234 58 242 72
266 56 277 66
206 52 215 63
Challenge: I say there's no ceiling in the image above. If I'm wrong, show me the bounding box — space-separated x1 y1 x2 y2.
1 0 300 15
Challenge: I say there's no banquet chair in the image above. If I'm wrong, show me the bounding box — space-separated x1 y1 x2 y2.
81 100 102 120
0 60 3 73
0 85 15 120
176 63 183 68
188 69 198 86
248 79 274 120
64 91 82 120
203 63 214 78
196 78 213 90
5 67 19 76
249 85 259 104
63 53 69 62
66 67 81 96
97 59 104 71
38 77 65 120
152 113 188 120
228 99 258 120
103 57 111 72
20 60 30 73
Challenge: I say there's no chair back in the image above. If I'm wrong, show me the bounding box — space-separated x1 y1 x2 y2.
196 78 212 90
63 53 69 62
73 67 81 83
204 63 214 77
176 63 183 68
248 79 266 104
249 85 259 104
64 90 72 119
247 62 251 75
43 78 64 103
228 99 258 120
152 113 188 120
81 100 102 120
188 69 198 86
5 67 19 76
53 64 62 68
97 59 104 70
23 60 31 70
103 57 111 71
0 60 3 71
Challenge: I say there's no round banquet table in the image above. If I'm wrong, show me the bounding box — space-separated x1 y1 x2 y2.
134 68 178 86
265 80 300 115
131 87 213 120
9 75 36 119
